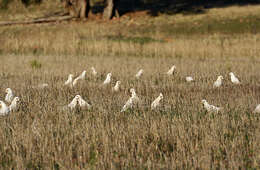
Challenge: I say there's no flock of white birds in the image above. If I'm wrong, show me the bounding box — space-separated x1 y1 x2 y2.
0 88 19 115
1 64 260 116
61 65 259 114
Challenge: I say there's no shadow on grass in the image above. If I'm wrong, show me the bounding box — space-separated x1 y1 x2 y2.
91 0 260 17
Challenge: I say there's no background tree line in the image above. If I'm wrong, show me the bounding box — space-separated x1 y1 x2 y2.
1 0 260 20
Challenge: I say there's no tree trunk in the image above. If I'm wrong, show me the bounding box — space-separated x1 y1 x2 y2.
103 0 120 20
64 0 90 19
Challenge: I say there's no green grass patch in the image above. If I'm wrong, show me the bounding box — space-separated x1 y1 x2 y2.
30 59 42 69
159 15 260 36
106 35 165 45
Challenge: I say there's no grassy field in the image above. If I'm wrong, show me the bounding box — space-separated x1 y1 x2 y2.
0 2 260 169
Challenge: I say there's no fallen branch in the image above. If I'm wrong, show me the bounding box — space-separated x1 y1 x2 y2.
0 15 75 26
32 11 69 20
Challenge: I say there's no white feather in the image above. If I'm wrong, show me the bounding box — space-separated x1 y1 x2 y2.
77 95 91 109
64 74 73 87
201 99 221 113
121 97 134 112
229 72 240 84
91 67 97 76
253 104 260 113
135 69 144 79
151 93 163 110
72 70 86 87
186 76 194 82
67 95 79 109
213 75 224 88
0 101 10 116
167 65 176 75
103 73 112 85
112 81 121 92
9 97 19 112
121 88 140 112
5 88 14 103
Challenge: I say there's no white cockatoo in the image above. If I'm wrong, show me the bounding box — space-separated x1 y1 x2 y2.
121 96 134 112
253 104 260 113
67 95 91 110
121 88 139 112
67 95 79 109
72 78 79 87
201 99 221 113
9 97 20 112
229 72 240 84
112 81 121 92
76 95 91 109
37 83 49 89
91 67 97 76
77 70 87 80
186 76 194 82
167 65 176 75
135 69 144 79
213 75 224 88
130 88 139 103
103 73 112 85
151 93 163 110
72 70 86 87
0 101 10 116
64 74 74 87
5 88 14 103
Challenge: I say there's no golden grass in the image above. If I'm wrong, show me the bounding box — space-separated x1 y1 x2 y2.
1 4 260 59
0 21 260 59
1 3 260 59
0 54 259 169
0 3 260 169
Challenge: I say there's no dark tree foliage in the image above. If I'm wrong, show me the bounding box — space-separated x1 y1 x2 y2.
1 0 260 18
0 0 42 9
0 0 12 9
21 0 42 6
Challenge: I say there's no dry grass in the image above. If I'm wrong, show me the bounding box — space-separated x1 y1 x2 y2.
1 23 260 59
0 54 259 169
1 9 260 58
1 3 260 59
0 3 260 169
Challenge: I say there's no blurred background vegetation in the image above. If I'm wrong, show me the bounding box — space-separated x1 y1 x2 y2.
1 0 260 15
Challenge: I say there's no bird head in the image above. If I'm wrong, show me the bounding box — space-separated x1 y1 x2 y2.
69 74 74 78
159 93 163 99
75 95 81 100
129 88 136 96
0 101 6 109
14 97 20 102
229 72 234 76
130 88 135 93
201 99 207 104
218 75 224 80
74 95 82 104
116 81 121 85
5 88 12 94
82 70 86 75
108 73 112 77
